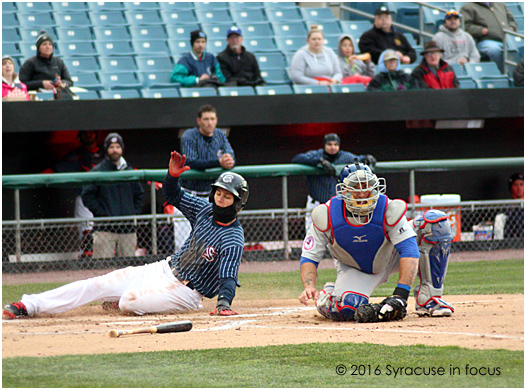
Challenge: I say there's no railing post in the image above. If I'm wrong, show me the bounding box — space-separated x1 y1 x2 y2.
503 38 508 75
418 5 424 46
409 169 416 219
15 189 21 263
282 176 289 260
150 181 158 256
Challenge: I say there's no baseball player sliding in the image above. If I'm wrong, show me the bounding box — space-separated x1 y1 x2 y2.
3 152 249 319
299 162 454 322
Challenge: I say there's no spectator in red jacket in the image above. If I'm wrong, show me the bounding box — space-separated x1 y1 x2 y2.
411 41 459 89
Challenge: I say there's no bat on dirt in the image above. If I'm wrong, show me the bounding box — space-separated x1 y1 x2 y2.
109 320 192 338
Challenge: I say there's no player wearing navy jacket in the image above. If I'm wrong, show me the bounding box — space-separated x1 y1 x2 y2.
4 152 249 319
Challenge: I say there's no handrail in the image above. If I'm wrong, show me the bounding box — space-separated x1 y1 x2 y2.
502 28 525 74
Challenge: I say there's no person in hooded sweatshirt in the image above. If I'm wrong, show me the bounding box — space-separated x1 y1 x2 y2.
290 25 342 86
19 30 73 91
367 49 420 91
411 41 460 89
2 55 29 101
337 34 376 85
432 10 480 66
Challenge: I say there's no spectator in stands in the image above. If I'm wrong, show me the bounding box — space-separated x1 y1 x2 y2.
358 6 417 65
81 133 145 259
433 10 481 66
411 41 460 89
290 25 342 85
504 172 524 239
2 55 29 101
170 30 226 88
367 49 420 91
513 58 523 87
460 2 518 73
337 34 375 85
19 30 73 92
292 133 377 231
217 26 266 87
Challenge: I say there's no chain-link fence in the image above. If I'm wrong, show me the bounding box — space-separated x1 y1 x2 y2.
2 200 523 274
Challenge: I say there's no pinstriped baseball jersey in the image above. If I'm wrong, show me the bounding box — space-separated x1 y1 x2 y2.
180 127 235 193
164 174 244 299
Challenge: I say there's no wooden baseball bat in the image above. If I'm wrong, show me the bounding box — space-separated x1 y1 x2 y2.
109 320 192 338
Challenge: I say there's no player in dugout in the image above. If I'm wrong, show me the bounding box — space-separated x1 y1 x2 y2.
4 151 248 319
298 162 454 322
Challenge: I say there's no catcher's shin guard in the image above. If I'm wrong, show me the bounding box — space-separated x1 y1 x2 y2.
413 210 454 317
316 283 369 321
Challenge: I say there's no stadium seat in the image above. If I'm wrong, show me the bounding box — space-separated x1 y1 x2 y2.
2 12 19 28
340 20 373 37
217 86 256 96
17 2 54 13
2 2 17 12
254 52 287 70
475 79 511 89
137 70 174 89
142 88 180 98
194 2 229 11
237 22 274 39
457 77 476 89
206 39 227 54
255 85 293 95
18 13 57 29
166 24 201 40
201 24 233 40
179 87 218 97
330 84 366 93
2 28 21 43
124 2 161 11
63 57 101 73
19 27 57 43
263 2 298 9
506 3 523 16
271 21 307 38
160 10 199 25
99 72 143 90
93 26 132 42
2 43 21 58
99 56 138 73
55 12 92 28
196 10 233 25
136 55 174 72
167 39 192 57
159 2 196 12
464 62 507 80
56 27 94 42
18 42 46 59
56 41 97 57
75 91 100 100
422 7 447 34
323 35 340 50
125 11 165 26
70 73 104 91
94 41 136 56
243 37 278 53
266 8 304 23
275 37 306 53
449 63 469 79
133 40 170 56
87 2 126 12
100 90 141 99
35 92 55 101
292 85 330 94
130 26 168 41
316 21 343 36
52 2 90 13
229 2 264 10
399 64 417 75
89 11 129 27
300 7 337 22
230 9 267 23
403 33 418 48
260 68 291 85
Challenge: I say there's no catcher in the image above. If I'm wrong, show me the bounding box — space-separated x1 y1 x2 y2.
298 162 454 322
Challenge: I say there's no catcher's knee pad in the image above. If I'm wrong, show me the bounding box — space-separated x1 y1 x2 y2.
316 287 369 322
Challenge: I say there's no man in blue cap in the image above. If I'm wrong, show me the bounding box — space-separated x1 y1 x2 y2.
217 26 266 86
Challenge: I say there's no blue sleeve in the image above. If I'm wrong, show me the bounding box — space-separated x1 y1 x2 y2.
220 131 235 160
394 237 420 259
292 150 322 165
300 257 319 267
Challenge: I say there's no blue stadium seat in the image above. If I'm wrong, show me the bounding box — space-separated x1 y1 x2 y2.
160 10 199 25
330 84 366 93
196 10 233 24
263 2 298 9
2 43 21 58
124 2 161 11
218 86 255 96
300 7 337 22
243 37 278 53
271 21 307 38
35 92 55 101
389 2 420 31
57 27 93 42
125 11 164 26
87 2 126 12
403 33 418 47
207 39 227 54
506 3 523 16
475 79 510 89
75 91 100 100
18 42 46 59
56 41 97 57
137 70 174 89
99 71 143 90
230 9 267 23
55 12 92 28
130 26 168 41
254 52 286 70
340 20 373 37
167 39 192 57
255 85 293 95
194 2 229 11
464 62 507 80
159 3 196 12
179 87 218 97
17 2 53 13
515 15 524 33
166 24 201 40
292 85 330 94
133 40 170 56
275 36 306 53
316 21 343 36
63 57 101 73
449 62 468 79
266 8 304 23
100 90 142 99
260 68 291 85
70 73 104 91
93 26 131 41
2 28 21 43
422 7 447 34
201 24 233 40
458 77 477 89
237 22 273 39
229 2 264 10
89 11 129 27
18 13 57 29
323 35 340 50
2 2 17 12
142 88 180 98
19 27 57 43
94 41 136 56
399 64 417 75
2 12 19 28
99 56 138 73
136 55 174 72
52 2 90 13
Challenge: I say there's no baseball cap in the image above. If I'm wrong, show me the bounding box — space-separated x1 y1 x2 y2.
444 10 460 20
227 26 242 37
383 50 398 61
375 6 391 16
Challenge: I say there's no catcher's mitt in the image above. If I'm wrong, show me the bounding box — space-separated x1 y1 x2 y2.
355 303 381 323
355 296 407 323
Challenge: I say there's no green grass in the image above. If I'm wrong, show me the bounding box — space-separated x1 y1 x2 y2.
2 343 523 387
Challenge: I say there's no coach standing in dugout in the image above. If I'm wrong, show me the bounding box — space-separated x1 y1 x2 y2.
292 133 376 231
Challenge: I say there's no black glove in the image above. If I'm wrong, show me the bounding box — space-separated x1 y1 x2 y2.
318 158 336 176
362 155 377 171
355 296 407 323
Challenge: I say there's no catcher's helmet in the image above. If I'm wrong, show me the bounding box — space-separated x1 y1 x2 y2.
336 162 386 225
209 172 249 212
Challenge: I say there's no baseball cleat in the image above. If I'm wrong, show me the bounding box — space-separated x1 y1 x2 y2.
3 302 28 319
415 297 454 317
